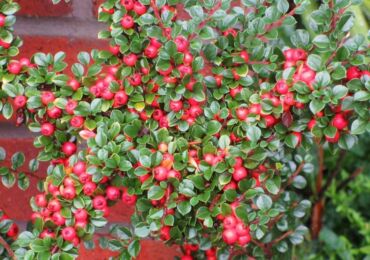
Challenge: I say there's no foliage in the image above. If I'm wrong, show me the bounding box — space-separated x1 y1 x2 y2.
0 0 369 259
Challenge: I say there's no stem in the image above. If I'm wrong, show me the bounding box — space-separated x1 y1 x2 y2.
315 144 324 194
273 161 305 202
270 230 294 245
326 32 350 65
209 194 221 211
0 236 14 259
311 143 324 239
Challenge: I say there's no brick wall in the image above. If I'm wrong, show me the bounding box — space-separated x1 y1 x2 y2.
0 1 179 259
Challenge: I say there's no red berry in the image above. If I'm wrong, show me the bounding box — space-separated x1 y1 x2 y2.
47 106 62 119
70 116 84 128
109 45 120 55
62 186 76 200
183 52 193 65
61 227 77 242
292 132 302 146
160 226 171 240
346 66 361 81
123 53 137 67
174 36 189 53
223 215 237 229
188 105 202 117
235 222 249 236
121 0 134 10
222 229 238 245
133 1 147 15
52 211 66 226
121 15 134 29
230 86 242 98
67 79 80 91
167 169 181 179
169 100 183 112
14 95 27 109
122 189 137 205
238 234 251 246
7 223 18 237
41 91 55 106
73 161 86 175
113 90 128 108
65 99 78 115
332 114 348 130
83 181 97 196
232 166 248 181
74 209 88 221
240 50 249 63
8 61 22 74
325 130 340 143
41 123 55 136
153 166 168 181
144 44 159 58
106 186 121 201
236 107 248 120
92 195 107 210
40 229 55 239
308 118 316 130
35 194 47 208
275 80 289 95
48 199 61 212
293 48 307 61
0 14 6 27
62 142 77 156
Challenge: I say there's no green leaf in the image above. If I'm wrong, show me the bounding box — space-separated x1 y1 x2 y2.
309 99 325 114
2 102 13 119
307 54 322 71
134 224 150 238
177 201 191 216
256 194 272 210
0 147 6 161
351 119 367 135
78 52 90 65
218 135 230 149
247 126 262 143
265 177 280 195
128 240 141 257
11 152 25 170
313 34 330 49
87 64 102 77
353 91 370 102
148 186 165 200
332 85 348 99
206 120 222 136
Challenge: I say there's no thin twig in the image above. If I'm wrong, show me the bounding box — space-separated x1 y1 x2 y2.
270 230 294 245
0 235 15 259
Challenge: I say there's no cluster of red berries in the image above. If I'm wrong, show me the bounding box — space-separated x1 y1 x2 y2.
220 202 251 246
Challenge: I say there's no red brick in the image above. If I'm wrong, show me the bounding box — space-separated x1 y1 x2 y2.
78 238 180 260
0 138 46 221
107 203 135 223
17 0 72 17
18 36 108 66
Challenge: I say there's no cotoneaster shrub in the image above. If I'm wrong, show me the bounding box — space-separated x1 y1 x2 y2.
0 0 369 259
